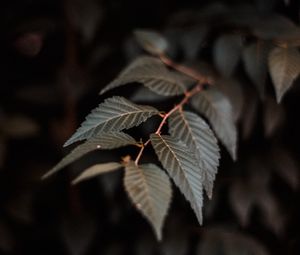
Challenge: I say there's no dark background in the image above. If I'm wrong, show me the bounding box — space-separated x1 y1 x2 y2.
0 0 300 254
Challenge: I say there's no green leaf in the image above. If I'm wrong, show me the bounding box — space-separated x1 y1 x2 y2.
1 115 40 138
134 30 168 55
268 47 300 103
263 96 285 138
269 147 299 190
130 87 166 103
191 87 237 160
198 228 269 255
42 131 136 179
64 96 159 147
150 134 204 224
213 34 243 77
214 78 244 122
168 110 220 198
72 162 122 185
180 26 208 60
252 14 300 42
229 180 254 227
240 88 259 140
242 42 270 99
124 161 172 241
100 56 189 96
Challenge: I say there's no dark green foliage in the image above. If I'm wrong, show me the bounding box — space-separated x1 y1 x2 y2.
2 0 300 254
44 13 300 240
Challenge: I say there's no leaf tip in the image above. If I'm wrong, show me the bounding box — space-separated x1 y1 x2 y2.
207 191 213 200
41 172 49 180
154 229 163 242
99 88 106 95
232 151 238 162
196 213 203 226
230 143 238 161
133 29 168 55
63 131 83 147
41 169 56 180
63 139 72 147
275 93 283 104
71 178 80 185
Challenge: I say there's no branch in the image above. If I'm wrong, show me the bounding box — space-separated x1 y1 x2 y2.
134 83 203 165
159 53 211 83
134 139 150 165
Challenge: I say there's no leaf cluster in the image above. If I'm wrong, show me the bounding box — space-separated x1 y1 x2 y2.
43 6 300 240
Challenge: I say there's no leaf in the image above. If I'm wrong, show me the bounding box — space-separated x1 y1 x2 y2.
252 14 300 42
241 89 259 140
61 212 97 255
198 227 269 255
214 78 244 122
64 96 159 147
256 189 284 235
268 47 300 103
180 26 208 60
230 159 284 235
229 181 255 226
130 87 166 103
150 134 204 224
72 162 122 184
168 110 220 198
191 87 237 160
1 116 40 138
67 0 102 43
100 56 189 96
134 30 168 55
124 161 172 240
263 96 285 138
269 147 299 190
43 131 135 179
242 42 270 99
213 34 243 77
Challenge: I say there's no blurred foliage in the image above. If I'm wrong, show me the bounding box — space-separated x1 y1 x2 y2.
0 0 300 254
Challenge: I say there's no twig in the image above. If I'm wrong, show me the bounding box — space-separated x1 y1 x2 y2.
159 53 208 83
134 83 203 165
134 139 150 165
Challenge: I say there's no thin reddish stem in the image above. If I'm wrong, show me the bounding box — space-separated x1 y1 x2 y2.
134 83 203 165
134 139 150 165
159 53 208 83
133 48 215 165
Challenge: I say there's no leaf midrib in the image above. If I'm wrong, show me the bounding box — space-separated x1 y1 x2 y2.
177 110 200 157
200 92 230 123
136 165 156 221
89 108 157 132
158 135 196 201
121 73 184 88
